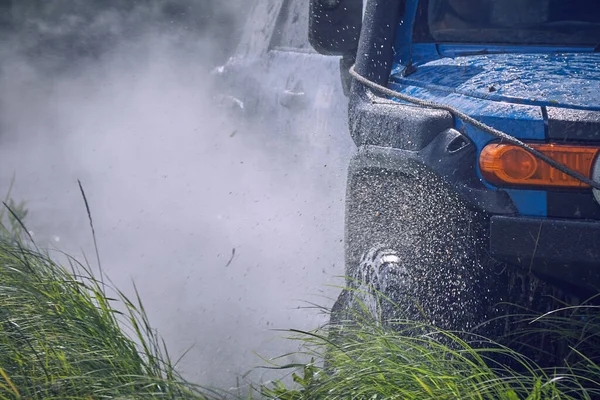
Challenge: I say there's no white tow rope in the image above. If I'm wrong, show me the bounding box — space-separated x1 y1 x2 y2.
349 65 600 190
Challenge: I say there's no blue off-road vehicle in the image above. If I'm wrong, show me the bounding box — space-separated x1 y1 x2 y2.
309 0 600 333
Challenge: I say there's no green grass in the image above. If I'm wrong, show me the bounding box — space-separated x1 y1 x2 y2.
260 290 600 399
0 196 223 399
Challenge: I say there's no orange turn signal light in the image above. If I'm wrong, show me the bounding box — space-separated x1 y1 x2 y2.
479 143 600 188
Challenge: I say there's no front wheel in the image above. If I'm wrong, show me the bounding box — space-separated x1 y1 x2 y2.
331 168 586 367
333 168 503 334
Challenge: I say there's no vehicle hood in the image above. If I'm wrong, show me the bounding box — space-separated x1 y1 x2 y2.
390 52 600 111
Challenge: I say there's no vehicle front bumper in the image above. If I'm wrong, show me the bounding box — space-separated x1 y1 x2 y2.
490 216 600 293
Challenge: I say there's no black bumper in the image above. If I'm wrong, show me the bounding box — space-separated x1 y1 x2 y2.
490 216 600 293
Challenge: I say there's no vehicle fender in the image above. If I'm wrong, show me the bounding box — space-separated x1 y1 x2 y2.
349 93 454 150
348 128 517 215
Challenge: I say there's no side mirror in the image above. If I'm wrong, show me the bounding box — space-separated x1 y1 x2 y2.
309 0 363 56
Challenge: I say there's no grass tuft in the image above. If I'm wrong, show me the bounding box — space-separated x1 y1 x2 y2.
261 288 600 399
0 199 222 399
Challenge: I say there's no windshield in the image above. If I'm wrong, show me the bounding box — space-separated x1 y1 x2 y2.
428 0 600 46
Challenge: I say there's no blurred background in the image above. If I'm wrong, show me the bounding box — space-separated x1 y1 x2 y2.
0 0 354 391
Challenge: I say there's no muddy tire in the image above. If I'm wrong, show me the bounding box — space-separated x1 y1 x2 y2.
330 167 591 367
331 168 504 333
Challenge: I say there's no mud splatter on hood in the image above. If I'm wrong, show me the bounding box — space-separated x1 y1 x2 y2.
391 52 600 111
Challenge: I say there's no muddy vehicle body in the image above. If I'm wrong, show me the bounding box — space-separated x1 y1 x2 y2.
310 0 600 332
214 0 353 154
